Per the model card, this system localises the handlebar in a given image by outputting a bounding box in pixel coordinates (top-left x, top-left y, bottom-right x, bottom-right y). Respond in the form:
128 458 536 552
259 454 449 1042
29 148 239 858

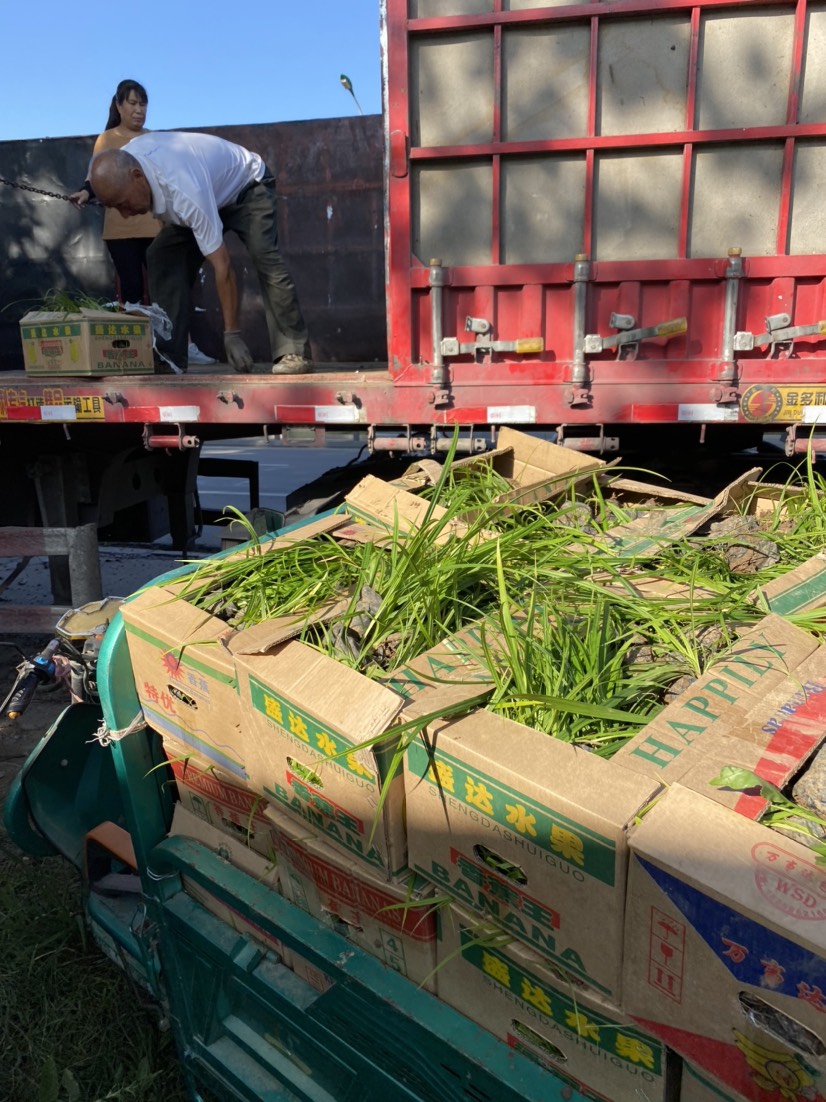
3 639 60 720
2 599 125 721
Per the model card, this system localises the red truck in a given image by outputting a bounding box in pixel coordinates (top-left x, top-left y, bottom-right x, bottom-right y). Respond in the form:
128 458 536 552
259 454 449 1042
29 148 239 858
2 0 825 613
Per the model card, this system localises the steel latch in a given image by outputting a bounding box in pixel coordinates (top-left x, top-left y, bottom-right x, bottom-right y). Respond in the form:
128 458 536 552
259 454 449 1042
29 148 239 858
441 316 544 359
584 315 687 359
734 314 826 354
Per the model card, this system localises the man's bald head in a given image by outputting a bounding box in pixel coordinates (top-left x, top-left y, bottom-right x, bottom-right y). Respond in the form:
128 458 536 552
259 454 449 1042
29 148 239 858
90 150 152 217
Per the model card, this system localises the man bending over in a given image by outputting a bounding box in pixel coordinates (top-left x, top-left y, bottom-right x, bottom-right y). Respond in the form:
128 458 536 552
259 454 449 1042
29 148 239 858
90 132 311 374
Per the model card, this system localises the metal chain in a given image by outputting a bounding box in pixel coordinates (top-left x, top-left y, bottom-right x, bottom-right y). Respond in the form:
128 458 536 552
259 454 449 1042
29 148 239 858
0 176 74 202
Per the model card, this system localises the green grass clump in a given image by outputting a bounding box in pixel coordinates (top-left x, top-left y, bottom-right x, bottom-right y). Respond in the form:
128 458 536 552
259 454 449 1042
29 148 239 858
0 852 188 1102
38 289 116 314
418 462 516 514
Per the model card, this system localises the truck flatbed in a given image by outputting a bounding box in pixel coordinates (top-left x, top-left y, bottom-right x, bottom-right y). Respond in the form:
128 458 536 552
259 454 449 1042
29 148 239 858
0 362 405 430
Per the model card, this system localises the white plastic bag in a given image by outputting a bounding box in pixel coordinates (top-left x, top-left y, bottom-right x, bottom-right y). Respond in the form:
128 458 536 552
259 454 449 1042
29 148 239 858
122 302 180 374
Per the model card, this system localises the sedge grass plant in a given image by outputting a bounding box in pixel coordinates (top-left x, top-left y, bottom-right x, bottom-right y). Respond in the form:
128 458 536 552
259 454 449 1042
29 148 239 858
475 551 720 755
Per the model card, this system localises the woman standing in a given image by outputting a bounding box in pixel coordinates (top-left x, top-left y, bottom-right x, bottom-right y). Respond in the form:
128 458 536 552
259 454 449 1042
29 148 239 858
70 79 215 365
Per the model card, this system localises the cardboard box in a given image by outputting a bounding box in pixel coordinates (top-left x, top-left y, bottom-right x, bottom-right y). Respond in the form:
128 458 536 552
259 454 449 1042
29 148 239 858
218 553 500 882
755 552 826 617
121 583 250 782
681 1062 742 1102
436 904 672 1102
594 468 762 559
287 952 335 993
169 804 291 967
740 480 808 520
623 784 826 1102
382 616 500 717
269 808 440 990
404 707 660 999
20 309 154 376
344 474 485 545
166 747 278 859
170 802 279 888
449 425 608 509
670 657 826 822
122 515 357 781
234 639 408 876
599 476 712 508
170 805 363 996
233 611 505 878
611 615 821 784
389 426 607 511
593 572 719 603
664 729 826 824
195 512 349 583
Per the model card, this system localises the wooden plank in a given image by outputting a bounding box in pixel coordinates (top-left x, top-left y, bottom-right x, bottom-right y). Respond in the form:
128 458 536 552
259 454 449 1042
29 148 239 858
0 527 73 556
0 606 71 634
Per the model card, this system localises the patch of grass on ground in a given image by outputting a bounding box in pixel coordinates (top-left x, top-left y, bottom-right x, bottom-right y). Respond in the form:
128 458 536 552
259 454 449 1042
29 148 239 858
0 851 189 1102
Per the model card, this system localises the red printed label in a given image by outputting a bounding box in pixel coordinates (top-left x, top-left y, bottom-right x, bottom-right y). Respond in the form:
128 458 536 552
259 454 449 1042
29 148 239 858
752 842 826 921
276 831 436 941
647 906 685 1003
171 759 268 822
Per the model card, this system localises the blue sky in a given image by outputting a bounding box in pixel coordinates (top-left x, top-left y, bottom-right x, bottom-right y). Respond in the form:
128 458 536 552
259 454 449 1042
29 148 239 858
0 1 382 142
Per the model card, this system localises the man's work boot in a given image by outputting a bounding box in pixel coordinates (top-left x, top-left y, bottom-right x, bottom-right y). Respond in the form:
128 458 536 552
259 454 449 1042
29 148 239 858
272 353 313 375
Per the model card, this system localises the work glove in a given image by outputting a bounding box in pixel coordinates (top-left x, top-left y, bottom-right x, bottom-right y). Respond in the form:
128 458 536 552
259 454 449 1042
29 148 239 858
224 330 254 372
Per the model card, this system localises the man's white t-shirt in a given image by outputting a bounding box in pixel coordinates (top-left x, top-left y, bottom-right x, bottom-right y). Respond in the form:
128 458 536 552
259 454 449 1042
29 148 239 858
122 132 265 256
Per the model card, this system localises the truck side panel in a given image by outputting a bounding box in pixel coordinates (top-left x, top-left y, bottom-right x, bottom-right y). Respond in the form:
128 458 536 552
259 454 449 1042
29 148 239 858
384 0 826 432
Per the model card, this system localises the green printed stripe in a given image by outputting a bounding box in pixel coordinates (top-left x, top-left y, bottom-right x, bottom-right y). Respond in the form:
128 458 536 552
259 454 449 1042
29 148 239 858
408 740 616 885
22 324 83 338
765 566 826 614
605 504 711 558
124 622 235 685
460 931 663 1074
249 675 376 783
22 322 148 338
607 535 665 558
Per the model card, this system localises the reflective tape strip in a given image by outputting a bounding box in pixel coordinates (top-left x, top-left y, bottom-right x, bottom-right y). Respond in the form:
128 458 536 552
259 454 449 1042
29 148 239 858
276 405 362 423
487 406 536 423
677 404 739 422
39 405 78 421
158 405 200 422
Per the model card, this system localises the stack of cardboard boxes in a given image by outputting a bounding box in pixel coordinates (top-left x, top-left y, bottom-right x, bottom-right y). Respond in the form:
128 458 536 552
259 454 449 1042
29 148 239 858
121 430 826 1101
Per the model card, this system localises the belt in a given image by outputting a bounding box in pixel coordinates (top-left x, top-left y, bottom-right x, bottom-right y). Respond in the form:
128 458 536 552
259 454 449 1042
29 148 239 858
235 171 275 204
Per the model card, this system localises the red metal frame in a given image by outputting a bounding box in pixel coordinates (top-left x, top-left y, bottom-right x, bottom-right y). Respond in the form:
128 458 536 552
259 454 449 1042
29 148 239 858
380 0 826 435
